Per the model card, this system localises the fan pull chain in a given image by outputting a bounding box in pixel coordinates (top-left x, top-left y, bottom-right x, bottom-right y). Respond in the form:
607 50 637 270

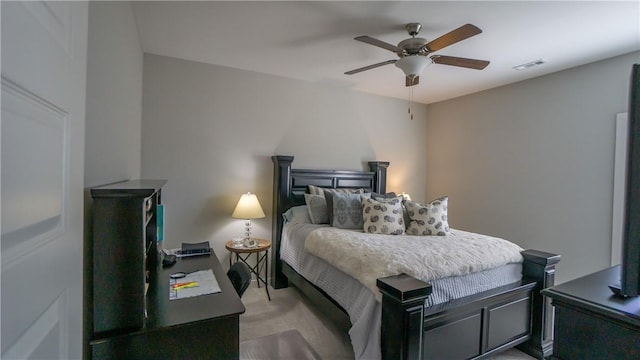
408 86 414 120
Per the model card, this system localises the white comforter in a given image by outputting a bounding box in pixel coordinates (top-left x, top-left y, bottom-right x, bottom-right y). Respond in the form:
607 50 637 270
305 227 524 300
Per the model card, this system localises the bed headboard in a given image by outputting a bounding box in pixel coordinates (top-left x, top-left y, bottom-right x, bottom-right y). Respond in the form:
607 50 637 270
270 155 389 289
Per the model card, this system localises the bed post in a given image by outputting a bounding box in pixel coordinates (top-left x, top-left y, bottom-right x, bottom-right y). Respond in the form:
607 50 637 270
377 275 432 360
368 161 390 193
518 249 561 359
271 155 294 289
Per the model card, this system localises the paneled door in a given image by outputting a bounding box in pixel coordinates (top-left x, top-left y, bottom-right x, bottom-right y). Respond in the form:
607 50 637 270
1 2 88 359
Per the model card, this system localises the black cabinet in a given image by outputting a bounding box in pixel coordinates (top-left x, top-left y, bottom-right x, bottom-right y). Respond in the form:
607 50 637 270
542 266 640 359
91 179 166 335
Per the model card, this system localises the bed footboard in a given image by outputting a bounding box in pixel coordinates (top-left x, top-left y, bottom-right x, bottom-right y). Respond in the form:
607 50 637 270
377 275 433 360
518 249 561 359
377 250 560 360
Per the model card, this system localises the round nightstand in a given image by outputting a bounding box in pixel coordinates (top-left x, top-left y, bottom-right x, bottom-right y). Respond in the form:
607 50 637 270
225 238 271 300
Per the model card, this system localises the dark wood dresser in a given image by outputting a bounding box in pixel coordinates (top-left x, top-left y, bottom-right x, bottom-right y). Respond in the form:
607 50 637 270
542 266 640 359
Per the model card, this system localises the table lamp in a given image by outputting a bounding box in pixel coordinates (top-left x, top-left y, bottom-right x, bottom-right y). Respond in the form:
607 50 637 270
232 192 265 247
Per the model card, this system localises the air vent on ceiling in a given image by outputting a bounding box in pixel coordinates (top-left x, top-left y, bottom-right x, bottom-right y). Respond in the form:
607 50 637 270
513 59 546 71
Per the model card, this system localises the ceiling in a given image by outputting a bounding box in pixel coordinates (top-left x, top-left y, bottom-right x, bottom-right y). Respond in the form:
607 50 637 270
132 1 640 104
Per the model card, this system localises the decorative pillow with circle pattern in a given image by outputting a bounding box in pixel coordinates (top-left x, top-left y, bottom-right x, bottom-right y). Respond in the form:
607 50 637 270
362 196 405 235
405 197 450 236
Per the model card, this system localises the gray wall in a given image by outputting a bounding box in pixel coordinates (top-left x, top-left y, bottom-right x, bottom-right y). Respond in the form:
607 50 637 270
85 1 143 187
426 51 640 283
141 54 428 260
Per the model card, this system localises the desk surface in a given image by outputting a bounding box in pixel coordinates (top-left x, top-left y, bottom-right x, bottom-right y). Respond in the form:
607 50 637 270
542 265 640 325
145 252 246 329
91 252 245 359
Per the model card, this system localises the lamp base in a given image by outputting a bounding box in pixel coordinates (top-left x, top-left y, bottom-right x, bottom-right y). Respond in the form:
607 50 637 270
243 237 257 248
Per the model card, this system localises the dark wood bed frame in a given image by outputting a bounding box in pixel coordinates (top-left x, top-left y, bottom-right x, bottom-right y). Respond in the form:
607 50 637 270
271 155 560 360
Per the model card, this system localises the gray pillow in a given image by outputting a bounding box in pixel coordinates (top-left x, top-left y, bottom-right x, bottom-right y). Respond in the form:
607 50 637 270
371 192 397 200
326 192 370 229
308 185 364 197
305 187 364 225
304 194 329 224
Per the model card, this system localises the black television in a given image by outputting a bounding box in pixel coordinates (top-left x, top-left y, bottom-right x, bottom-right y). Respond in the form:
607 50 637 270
611 63 640 298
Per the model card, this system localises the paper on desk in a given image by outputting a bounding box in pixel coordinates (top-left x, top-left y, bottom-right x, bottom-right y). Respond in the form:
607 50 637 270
169 269 221 300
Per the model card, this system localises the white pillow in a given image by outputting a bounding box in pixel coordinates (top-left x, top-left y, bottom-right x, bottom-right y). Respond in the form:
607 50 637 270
405 197 450 236
362 196 405 235
282 205 311 224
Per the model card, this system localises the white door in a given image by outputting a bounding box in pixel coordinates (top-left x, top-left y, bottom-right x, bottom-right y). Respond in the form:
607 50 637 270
1 1 88 359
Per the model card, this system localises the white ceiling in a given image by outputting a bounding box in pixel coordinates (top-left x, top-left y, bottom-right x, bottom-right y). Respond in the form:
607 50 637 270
132 1 640 104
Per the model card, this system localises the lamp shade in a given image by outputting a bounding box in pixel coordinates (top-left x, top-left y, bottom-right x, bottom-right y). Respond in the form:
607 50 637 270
394 55 431 77
232 192 266 219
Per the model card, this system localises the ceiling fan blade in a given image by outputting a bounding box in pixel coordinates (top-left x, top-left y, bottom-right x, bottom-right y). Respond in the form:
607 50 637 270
431 55 489 70
406 76 419 87
426 24 482 52
345 59 397 75
355 36 402 53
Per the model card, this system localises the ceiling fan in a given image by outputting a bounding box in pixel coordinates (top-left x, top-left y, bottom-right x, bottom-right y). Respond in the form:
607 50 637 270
345 23 490 87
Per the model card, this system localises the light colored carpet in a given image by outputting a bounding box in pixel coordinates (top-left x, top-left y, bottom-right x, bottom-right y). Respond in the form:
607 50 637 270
240 329 322 360
240 284 352 359
239 283 535 360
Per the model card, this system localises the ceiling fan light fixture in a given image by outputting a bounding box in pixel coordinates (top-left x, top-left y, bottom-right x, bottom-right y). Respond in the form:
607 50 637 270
395 55 431 78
